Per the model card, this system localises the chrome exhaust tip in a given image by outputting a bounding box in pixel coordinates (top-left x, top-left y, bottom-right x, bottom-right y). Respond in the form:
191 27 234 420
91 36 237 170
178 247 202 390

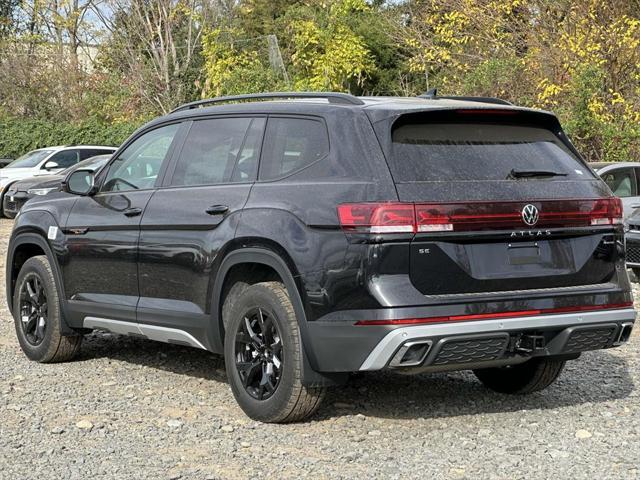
389 340 432 367
614 322 634 346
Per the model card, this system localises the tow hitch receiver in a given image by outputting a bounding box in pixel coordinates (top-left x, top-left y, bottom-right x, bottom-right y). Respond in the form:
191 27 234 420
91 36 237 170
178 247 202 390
512 334 546 354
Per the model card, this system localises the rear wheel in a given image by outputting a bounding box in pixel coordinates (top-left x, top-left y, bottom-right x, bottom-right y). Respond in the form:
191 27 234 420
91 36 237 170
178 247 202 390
473 358 565 394
13 256 82 363
224 281 325 423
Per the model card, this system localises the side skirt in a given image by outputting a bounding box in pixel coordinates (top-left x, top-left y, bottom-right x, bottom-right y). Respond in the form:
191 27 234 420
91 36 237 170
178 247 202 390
83 317 208 350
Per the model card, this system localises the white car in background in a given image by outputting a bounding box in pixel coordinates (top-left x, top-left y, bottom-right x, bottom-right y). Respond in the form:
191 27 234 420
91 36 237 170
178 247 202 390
0 145 116 216
591 161 640 219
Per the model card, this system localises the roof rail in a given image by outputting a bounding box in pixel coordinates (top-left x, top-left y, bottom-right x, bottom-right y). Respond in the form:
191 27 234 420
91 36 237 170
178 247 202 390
170 92 365 113
418 89 512 106
438 96 513 106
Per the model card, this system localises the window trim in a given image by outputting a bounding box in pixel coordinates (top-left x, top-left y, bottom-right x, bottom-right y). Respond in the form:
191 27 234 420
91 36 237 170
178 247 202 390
257 114 331 183
94 121 186 195
161 115 267 189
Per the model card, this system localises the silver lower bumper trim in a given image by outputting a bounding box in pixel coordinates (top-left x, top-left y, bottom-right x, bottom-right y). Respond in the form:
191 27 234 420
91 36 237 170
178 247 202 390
83 317 207 350
359 308 636 371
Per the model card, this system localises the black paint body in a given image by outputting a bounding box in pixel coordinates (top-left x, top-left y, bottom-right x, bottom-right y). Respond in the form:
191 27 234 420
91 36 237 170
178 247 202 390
5 98 633 379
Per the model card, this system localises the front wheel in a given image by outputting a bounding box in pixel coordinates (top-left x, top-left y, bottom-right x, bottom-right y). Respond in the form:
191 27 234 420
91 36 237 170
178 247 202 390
224 281 325 423
13 256 82 363
473 358 565 394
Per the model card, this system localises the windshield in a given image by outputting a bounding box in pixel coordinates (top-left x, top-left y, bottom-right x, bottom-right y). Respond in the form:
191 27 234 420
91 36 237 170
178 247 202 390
389 122 594 182
7 149 55 169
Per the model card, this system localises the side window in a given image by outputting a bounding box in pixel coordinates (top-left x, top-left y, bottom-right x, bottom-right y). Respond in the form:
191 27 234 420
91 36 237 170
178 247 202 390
101 124 179 192
79 149 113 161
602 168 637 198
259 117 329 181
171 117 263 187
47 150 80 169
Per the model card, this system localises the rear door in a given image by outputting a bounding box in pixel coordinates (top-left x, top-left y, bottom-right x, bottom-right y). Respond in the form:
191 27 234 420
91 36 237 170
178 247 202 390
136 116 265 342
375 109 622 296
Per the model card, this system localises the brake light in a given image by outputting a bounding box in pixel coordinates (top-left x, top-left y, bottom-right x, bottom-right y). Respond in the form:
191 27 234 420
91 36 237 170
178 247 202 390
337 203 415 234
415 197 623 232
354 301 633 326
338 198 622 234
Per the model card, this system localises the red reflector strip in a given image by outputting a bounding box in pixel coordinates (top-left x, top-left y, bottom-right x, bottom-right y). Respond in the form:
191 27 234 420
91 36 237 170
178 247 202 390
354 302 634 326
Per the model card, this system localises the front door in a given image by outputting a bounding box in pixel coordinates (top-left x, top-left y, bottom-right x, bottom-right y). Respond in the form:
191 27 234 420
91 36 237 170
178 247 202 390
137 117 265 347
62 123 181 324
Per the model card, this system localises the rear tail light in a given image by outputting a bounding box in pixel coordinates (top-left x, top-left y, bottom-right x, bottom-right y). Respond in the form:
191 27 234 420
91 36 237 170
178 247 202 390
338 198 622 234
337 203 415 234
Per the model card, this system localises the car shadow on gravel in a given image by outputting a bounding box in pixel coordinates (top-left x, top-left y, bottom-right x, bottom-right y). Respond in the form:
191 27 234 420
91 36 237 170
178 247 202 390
77 332 228 382
77 332 634 421
319 350 635 420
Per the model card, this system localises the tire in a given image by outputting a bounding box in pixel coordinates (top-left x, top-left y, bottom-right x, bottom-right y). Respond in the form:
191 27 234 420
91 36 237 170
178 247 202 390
224 281 325 423
13 255 82 363
473 358 565 394
221 281 249 330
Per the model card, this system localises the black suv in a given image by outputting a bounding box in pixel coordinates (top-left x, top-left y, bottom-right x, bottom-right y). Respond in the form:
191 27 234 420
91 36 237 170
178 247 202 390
6 92 635 423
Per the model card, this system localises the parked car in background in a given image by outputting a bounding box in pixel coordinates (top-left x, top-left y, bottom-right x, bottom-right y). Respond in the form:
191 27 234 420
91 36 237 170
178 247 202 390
0 145 117 216
591 162 640 218
6 92 634 423
3 154 111 219
0 158 14 168
626 211 640 279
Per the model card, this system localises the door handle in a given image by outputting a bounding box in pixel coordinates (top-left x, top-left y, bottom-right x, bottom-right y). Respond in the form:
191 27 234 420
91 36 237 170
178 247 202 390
205 205 229 215
631 204 640 208
123 207 142 217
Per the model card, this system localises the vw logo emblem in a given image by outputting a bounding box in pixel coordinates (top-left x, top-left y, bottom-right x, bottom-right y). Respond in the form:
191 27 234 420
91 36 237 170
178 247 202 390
521 204 539 226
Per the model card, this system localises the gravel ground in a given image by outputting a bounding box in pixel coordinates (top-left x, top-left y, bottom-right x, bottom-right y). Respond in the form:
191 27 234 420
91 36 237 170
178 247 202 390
1 217 639 479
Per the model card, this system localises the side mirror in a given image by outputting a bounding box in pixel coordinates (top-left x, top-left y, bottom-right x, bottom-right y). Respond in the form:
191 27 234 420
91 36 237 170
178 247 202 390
43 160 59 170
64 169 96 196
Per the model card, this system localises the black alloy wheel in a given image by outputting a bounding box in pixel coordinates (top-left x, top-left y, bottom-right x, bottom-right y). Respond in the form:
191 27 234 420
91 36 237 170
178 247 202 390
234 307 283 400
19 273 48 346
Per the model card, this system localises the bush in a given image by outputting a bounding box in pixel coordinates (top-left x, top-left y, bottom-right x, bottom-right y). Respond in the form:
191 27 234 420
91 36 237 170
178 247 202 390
0 117 142 159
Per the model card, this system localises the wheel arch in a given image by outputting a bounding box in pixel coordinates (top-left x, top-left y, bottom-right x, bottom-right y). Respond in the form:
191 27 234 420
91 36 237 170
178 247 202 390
6 232 74 334
212 245 347 387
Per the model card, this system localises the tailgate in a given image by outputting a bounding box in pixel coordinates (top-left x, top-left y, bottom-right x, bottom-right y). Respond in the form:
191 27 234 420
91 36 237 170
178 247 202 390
378 109 623 296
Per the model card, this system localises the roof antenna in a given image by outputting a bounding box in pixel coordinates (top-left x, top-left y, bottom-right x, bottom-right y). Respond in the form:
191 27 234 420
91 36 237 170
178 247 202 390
419 88 438 99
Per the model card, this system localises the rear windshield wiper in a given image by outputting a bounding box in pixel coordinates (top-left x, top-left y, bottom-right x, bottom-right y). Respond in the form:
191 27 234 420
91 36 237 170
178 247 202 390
508 169 568 179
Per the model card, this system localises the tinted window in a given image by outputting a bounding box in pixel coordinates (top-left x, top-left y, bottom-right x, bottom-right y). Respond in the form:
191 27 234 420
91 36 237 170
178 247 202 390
260 117 329 180
601 168 637 197
48 150 80 169
101 124 179 192
171 117 263 186
389 122 592 182
79 149 113 161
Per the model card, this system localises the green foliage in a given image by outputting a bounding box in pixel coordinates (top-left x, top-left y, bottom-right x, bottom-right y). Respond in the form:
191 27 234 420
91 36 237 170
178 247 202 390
2 0 640 162
0 116 140 159
201 27 289 97
201 0 376 95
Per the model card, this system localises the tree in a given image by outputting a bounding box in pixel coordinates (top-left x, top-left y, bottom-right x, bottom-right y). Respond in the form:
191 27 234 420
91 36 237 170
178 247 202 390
95 0 216 113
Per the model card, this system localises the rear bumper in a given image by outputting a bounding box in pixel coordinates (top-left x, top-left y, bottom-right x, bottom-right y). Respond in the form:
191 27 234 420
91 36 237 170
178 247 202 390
305 308 635 373
360 307 635 371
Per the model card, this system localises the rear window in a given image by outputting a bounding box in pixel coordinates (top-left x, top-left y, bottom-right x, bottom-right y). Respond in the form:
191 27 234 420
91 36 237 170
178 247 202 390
390 122 591 182
260 117 329 180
